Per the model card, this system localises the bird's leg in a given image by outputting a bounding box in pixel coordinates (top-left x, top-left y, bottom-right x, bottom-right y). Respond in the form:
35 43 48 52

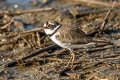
65 53 73 67
65 49 75 67
70 49 75 67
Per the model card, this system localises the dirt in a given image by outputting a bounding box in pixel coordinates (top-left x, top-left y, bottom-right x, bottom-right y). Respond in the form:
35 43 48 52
0 0 120 80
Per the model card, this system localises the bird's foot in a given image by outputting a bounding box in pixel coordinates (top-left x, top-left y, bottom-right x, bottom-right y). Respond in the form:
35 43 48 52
65 49 75 68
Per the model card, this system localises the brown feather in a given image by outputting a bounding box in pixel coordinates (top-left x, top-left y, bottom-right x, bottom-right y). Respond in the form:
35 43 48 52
56 24 111 44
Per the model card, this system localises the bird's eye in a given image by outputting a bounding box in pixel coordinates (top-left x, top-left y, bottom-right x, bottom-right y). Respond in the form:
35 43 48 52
44 21 59 29
44 22 52 29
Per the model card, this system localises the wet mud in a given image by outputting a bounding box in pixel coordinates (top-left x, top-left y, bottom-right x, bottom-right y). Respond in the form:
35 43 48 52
0 0 120 80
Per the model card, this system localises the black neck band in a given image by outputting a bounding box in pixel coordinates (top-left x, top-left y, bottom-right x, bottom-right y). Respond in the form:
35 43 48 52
48 24 62 37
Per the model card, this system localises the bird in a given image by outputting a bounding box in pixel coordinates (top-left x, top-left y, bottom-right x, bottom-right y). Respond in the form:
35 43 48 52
43 21 115 67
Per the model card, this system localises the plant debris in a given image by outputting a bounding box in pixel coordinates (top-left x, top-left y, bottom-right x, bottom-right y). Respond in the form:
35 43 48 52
0 0 120 80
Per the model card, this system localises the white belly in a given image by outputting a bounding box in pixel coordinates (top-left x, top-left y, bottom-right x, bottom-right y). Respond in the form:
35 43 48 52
50 32 96 49
50 32 71 49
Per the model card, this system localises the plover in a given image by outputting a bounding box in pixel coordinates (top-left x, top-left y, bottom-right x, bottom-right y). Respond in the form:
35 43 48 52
43 21 113 67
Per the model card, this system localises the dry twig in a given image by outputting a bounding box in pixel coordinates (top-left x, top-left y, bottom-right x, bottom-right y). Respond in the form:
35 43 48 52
2 44 59 67
0 17 14 30
72 0 119 8
100 1 116 31
0 8 57 15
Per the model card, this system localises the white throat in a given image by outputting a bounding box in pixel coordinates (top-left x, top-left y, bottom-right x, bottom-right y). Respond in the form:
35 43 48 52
50 32 69 48
44 24 61 35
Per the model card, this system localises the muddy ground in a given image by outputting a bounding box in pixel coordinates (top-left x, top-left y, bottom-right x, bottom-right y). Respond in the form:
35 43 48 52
0 0 120 80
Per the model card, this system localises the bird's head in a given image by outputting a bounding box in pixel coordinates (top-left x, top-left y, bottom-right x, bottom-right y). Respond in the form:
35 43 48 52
43 21 62 35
